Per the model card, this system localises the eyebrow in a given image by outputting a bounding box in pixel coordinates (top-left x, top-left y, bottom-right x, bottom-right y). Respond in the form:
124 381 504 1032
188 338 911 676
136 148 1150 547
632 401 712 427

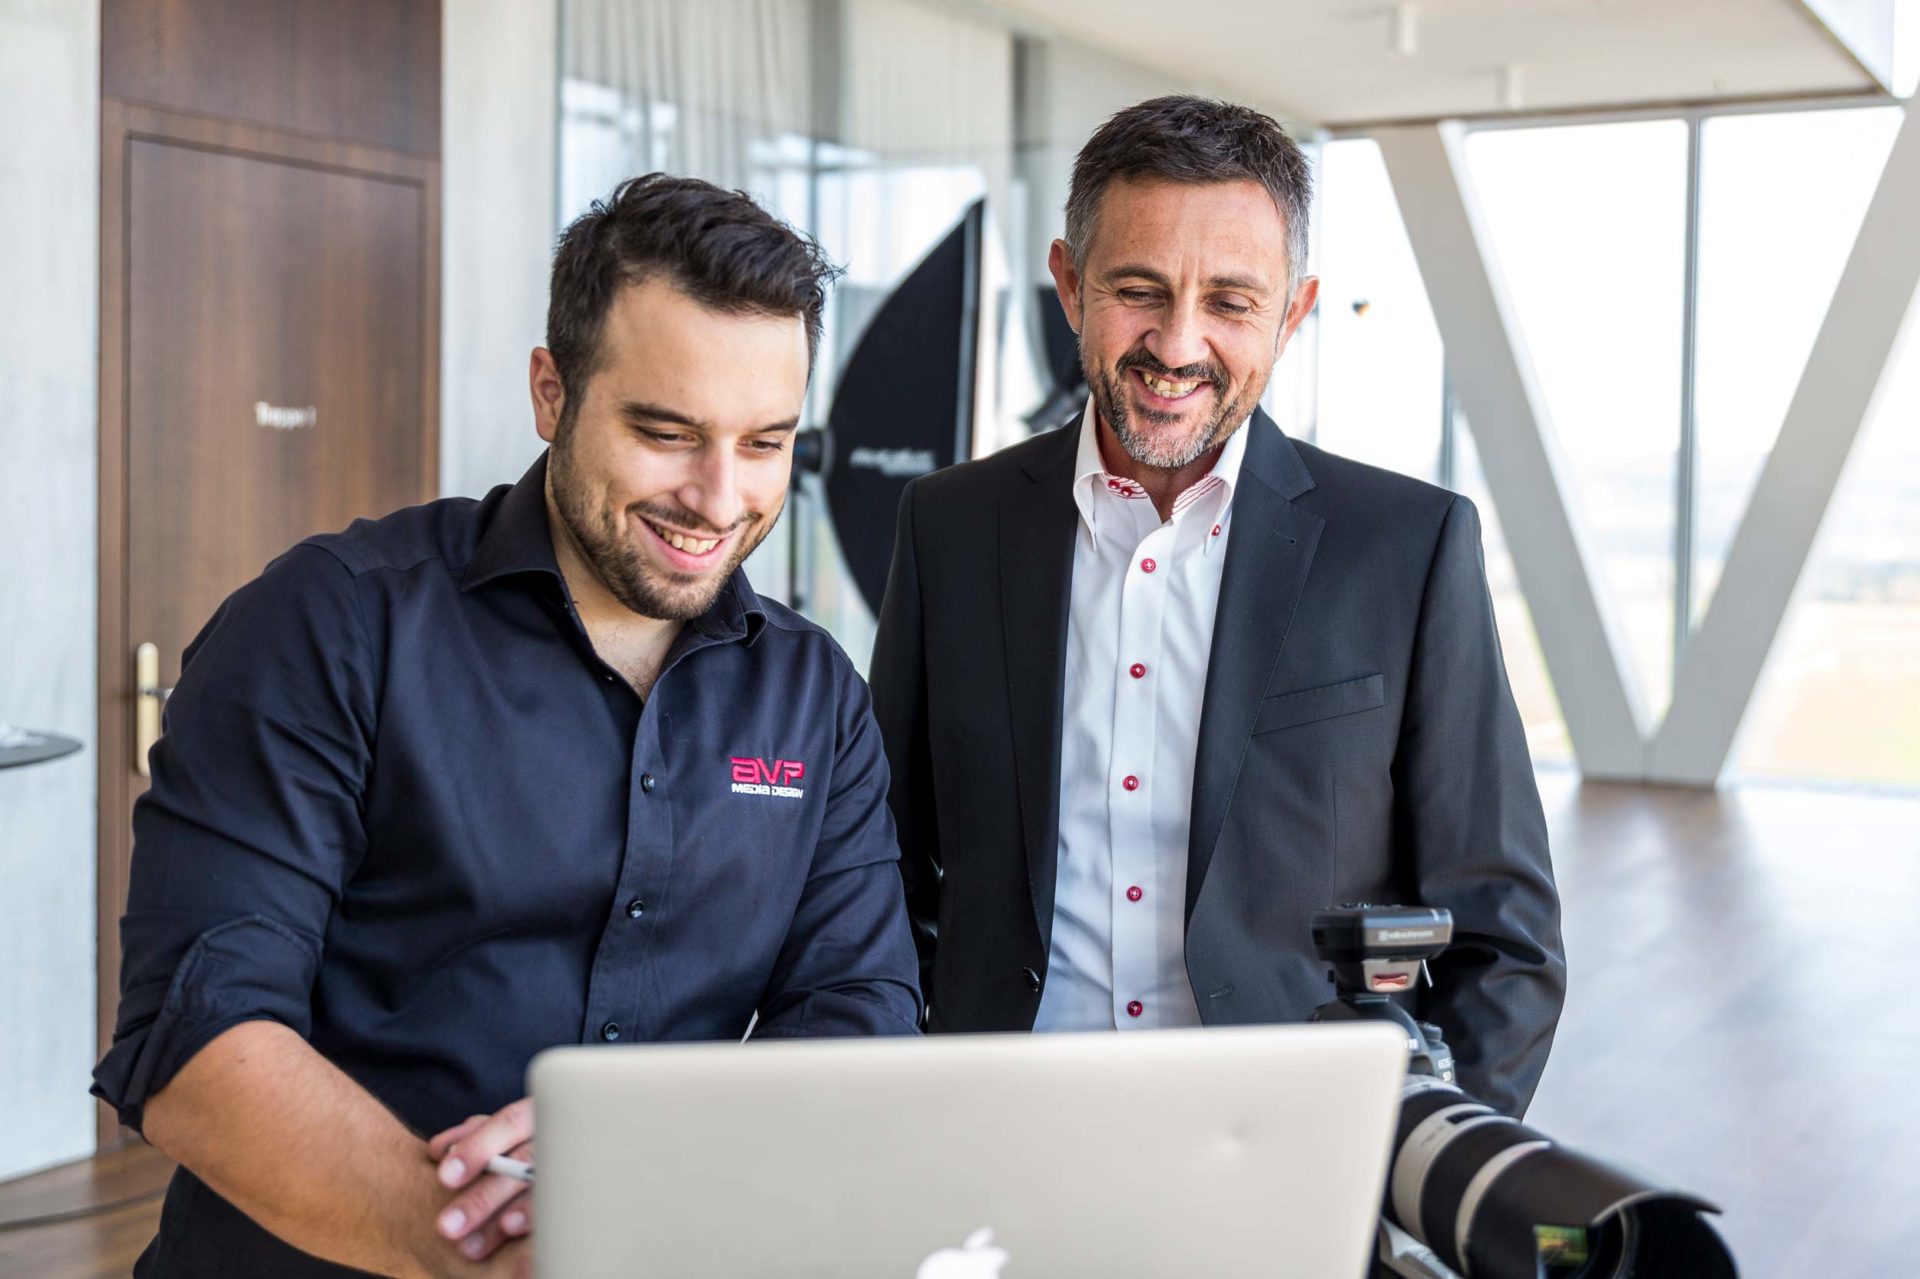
1103 264 1274 295
618 400 801 434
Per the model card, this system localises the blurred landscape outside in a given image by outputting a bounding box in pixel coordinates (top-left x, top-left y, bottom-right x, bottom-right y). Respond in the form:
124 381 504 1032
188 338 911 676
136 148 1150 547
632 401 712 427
1315 111 1920 788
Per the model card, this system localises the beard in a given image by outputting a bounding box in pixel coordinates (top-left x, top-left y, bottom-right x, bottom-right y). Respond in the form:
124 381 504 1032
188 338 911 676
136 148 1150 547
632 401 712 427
547 424 774 622
1087 346 1265 471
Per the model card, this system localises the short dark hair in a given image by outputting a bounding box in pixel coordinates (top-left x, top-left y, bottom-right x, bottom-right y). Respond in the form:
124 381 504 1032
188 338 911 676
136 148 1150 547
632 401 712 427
547 173 841 415
1064 95 1312 295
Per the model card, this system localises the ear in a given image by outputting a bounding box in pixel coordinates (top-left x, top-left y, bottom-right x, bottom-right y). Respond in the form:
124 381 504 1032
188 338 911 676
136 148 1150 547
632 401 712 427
1275 276 1321 356
530 347 567 444
1047 239 1083 334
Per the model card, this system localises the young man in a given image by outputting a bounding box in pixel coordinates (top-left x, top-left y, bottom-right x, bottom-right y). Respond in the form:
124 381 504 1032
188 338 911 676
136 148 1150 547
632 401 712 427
869 96 1565 1117
95 175 920 1278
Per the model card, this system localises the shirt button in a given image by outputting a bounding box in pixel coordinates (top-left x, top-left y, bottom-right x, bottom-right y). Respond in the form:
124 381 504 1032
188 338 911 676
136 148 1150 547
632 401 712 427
627 898 646 919
1140 557 1157 574
1122 774 1140 792
1126 1000 1144 1018
1127 885 1143 902
640 773 656 793
600 1021 621 1041
1129 663 1146 679
1213 524 1222 537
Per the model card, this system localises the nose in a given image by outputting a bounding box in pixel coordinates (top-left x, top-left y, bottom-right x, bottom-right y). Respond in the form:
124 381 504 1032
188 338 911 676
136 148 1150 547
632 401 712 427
677 445 745 533
1144 296 1211 373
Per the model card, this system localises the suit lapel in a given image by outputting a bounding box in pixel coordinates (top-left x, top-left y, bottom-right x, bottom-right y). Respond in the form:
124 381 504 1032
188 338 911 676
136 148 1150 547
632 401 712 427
1187 410 1323 922
1000 418 1081 947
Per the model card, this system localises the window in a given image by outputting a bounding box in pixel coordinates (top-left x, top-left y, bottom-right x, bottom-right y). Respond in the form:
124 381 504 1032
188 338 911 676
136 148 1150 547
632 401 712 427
1736 284 1920 786
1312 137 1572 763
1316 106 1920 784
1466 121 1689 722
1452 411 1574 764
1691 107 1903 626
1312 138 1446 483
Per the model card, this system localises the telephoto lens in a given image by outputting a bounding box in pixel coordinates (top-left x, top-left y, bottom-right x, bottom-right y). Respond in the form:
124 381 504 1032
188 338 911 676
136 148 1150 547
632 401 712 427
1387 1074 1736 1278
1309 906 1739 1279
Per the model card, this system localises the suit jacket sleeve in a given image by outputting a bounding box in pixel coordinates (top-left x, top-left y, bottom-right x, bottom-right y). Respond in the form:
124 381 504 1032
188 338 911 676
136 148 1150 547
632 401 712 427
868 480 941 1013
1396 495 1567 1117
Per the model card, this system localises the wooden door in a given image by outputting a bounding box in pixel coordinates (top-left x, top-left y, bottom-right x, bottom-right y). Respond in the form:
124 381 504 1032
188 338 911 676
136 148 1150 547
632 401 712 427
97 102 439 1137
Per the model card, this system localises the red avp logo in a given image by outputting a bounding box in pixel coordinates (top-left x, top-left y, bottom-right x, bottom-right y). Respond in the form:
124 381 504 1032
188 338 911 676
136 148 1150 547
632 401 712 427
730 756 807 799
731 758 805 785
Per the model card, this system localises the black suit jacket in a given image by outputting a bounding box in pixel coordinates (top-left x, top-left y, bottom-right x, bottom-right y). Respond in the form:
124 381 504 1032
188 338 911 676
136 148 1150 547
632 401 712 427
868 409 1565 1116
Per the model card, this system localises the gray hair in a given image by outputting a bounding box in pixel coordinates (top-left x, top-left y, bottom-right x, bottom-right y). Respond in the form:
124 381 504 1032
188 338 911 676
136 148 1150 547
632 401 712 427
1063 95 1312 297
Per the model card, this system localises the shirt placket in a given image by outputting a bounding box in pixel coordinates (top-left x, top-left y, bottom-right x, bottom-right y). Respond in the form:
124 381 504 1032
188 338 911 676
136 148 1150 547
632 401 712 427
577 628 734 1047
1108 512 1174 1027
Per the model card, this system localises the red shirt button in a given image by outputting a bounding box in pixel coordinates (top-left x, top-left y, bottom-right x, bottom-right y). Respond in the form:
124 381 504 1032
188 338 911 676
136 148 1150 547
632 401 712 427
1127 885 1143 902
1140 557 1157 573
1122 774 1140 792
1126 1000 1144 1018
1129 663 1147 679
1212 524 1222 537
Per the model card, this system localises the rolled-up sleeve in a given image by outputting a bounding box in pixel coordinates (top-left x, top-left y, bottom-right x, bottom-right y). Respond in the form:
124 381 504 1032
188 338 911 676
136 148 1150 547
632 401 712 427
752 658 923 1039
93 542 375 1131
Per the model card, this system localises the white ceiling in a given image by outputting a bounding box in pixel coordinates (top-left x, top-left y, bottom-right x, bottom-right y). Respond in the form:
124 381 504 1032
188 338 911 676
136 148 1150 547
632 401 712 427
985 0 1883 126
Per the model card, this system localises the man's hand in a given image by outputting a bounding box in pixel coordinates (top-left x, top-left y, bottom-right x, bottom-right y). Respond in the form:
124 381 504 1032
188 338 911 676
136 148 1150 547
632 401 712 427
139 1021 531 1279
428 1098 536 1263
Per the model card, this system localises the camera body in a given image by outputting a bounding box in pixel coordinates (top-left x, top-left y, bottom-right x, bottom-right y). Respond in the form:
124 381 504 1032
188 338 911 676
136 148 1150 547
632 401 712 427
1309 904 1738 1279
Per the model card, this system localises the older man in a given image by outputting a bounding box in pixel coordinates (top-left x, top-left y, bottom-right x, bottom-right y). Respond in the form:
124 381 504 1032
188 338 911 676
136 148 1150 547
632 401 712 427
869 95 1564 1116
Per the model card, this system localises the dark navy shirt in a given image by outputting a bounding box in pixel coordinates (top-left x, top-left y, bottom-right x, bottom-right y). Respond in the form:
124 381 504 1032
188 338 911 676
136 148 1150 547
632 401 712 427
93 454 921 1276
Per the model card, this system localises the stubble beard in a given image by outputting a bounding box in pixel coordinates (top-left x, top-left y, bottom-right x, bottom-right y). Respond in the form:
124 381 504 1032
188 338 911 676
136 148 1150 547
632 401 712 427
1087 350 1263 472
548 422 773 622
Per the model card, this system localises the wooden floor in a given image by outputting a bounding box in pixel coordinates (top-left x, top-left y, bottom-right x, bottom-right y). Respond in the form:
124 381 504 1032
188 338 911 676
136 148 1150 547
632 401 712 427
1523 771 1920 1279
0 1141 171 1277
3 772 1914 1278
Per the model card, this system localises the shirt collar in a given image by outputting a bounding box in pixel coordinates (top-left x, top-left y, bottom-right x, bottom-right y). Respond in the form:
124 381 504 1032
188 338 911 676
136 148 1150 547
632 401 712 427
1070 395 1250 550
695 571 767 645
459 450 767 645
460 453 567 594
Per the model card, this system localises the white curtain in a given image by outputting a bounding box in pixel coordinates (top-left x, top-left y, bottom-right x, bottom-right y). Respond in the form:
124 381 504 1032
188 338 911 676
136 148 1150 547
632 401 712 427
562 0 814 205
841 0 1013 208
560 0 1016 248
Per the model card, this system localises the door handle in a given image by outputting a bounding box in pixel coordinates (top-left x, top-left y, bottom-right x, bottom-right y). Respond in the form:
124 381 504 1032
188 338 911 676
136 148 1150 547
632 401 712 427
134 642 172 778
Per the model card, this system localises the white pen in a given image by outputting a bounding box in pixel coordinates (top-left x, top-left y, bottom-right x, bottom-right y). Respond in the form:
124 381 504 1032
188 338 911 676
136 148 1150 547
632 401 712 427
486 1154 535 1183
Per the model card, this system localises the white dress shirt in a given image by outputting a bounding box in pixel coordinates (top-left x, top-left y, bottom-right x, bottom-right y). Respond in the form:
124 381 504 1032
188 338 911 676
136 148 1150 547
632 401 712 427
1034 401 1249 1031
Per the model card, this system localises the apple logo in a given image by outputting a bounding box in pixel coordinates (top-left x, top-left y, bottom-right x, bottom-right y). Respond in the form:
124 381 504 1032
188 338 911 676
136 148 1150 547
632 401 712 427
916 1227 1011 1278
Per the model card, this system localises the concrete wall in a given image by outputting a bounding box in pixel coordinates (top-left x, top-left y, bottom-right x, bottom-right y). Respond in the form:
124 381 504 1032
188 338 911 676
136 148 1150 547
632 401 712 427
0 0 101 1180
441 0 561 499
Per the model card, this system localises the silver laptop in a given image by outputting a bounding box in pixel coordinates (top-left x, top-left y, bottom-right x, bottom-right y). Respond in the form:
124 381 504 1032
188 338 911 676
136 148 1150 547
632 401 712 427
530 1023 1406 1278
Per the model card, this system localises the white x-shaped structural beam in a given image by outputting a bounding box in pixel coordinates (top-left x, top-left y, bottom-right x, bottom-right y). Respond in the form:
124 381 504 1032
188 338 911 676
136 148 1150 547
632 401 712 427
1372 107 1920 784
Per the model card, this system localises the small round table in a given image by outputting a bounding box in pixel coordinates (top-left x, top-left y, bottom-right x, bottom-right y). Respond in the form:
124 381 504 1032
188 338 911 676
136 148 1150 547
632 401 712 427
0 728 83 770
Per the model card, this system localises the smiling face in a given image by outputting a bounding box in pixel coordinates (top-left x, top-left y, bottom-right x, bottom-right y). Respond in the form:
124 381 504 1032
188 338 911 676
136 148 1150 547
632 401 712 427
1051 176 1318 474
532 275 808 622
